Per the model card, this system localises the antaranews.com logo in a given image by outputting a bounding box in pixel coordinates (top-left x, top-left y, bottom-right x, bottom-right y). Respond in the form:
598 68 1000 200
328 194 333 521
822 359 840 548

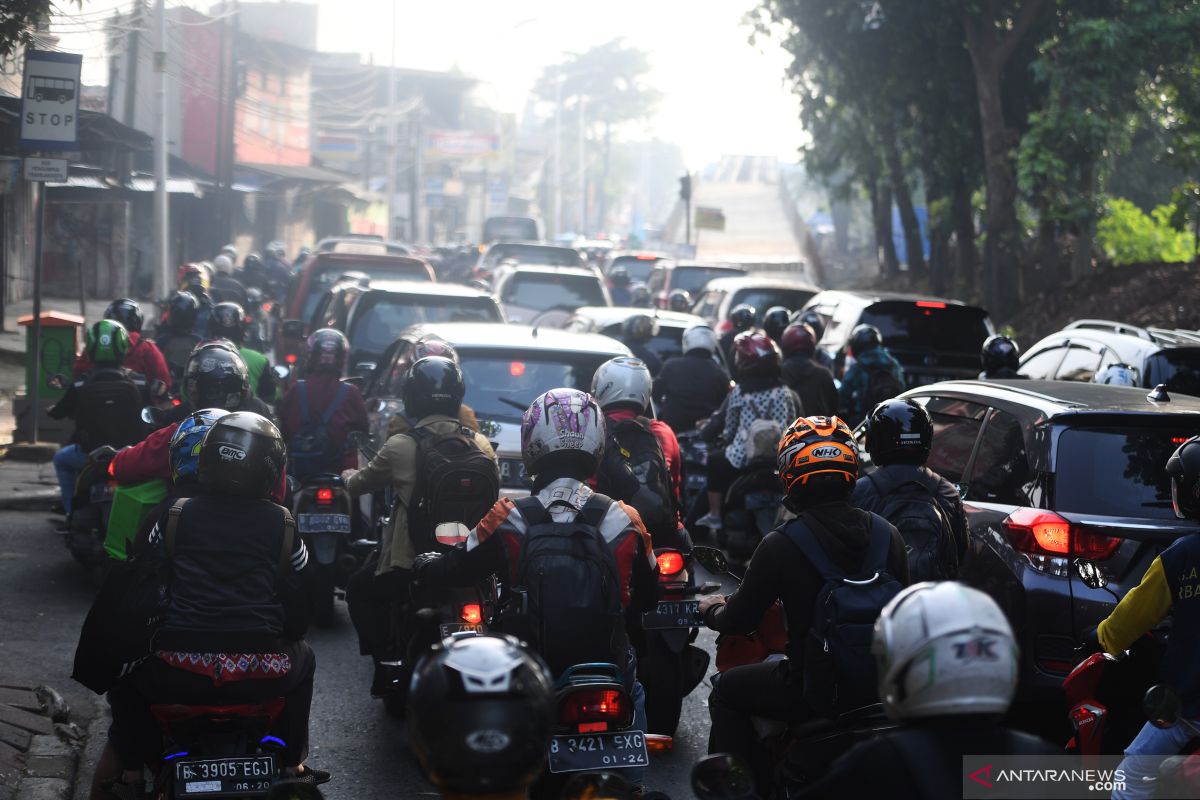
963 757 1127 799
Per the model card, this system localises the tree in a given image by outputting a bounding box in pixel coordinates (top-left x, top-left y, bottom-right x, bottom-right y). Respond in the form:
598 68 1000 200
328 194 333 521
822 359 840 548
0 0 61 57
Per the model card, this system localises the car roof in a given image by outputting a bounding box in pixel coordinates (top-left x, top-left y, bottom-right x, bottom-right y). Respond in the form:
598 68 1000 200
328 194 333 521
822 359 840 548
702 275 821 292
1035 320 1200 353
404 322 632 356
570 307 705 328
906 379 1200 417
342 280 491 298
807 289 980 308
504 264 600 279
484 241 578 255
672 262 746 272
306 252 429 269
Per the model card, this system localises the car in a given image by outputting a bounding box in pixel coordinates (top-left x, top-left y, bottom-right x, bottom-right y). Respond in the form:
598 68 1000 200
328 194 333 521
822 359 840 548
314 235 411 256
562 306 729 368
604 252 675 285
483 216 539 244
474 241 584 281
1018 320 1200 396
646 262 747 309
875 379 1200 695
308 280 504 376
491 264 611 325
801 290 995 387
576 239 616 267
691 274 821 327
361 323 631 498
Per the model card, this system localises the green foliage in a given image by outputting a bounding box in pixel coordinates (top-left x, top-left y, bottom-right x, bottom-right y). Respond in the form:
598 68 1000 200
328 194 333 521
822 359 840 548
1097 198 1195 264
0 0 65 57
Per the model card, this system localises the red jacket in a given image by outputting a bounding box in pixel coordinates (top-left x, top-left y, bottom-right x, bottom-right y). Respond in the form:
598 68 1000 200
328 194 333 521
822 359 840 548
278 375 370 470
75 332 172 392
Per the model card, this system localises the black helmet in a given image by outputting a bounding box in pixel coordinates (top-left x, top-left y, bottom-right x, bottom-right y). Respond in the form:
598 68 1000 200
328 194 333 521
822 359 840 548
184 344 250 410
1169 438 1200 520
609 267 631 287
762 306 791 343
792 309 825 342
403 356 465 420
243 252 263 271
305 328 348 375
848 323 883 356
197 411 285 498
622 313 657 345
105 298 144 333
865 398 932 466
629 282 651 307
667 289 692 313
729 304 756 332
408 634 554 796
981 335 1021 374
167 291 200 334
207 302 247 345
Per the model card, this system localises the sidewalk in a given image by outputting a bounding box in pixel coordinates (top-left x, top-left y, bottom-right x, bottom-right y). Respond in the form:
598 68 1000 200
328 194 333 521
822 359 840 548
0 684 87 800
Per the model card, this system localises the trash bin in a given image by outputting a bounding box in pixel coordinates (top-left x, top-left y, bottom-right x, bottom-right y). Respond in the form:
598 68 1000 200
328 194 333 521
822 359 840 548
18 310 84 401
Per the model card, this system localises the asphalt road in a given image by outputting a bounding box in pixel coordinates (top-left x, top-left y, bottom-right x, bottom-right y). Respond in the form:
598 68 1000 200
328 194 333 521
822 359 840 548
0 510 715 799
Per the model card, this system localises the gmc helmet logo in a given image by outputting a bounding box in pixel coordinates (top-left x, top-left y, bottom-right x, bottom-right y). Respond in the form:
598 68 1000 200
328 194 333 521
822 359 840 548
218 445 246 461
811 446 842 459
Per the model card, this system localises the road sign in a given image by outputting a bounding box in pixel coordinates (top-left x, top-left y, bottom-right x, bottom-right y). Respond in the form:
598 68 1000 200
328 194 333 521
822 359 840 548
23 157 67 182
695 206 726 232
20 51 82 151
424 130 499 160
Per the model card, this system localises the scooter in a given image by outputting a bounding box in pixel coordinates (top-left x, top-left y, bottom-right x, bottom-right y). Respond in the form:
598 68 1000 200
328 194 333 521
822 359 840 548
65 446 119 568
718 459 784 561
1064 633 1166 762
291 473 372 627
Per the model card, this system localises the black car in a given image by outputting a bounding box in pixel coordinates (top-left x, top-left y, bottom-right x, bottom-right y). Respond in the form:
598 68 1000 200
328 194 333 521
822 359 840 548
876 379 1200 694
802 290 994 386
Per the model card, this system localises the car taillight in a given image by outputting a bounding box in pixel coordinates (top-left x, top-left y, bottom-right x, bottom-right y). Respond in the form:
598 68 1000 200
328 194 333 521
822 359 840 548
656 549 684 576
559 688 633 732
461 603 482 625
315 487 334 505
915 300 947 309
107 461 115 477
1002 508 1120 565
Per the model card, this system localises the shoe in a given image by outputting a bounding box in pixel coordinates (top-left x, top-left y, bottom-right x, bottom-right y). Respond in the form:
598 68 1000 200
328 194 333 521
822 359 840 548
281 766 331 786
695 513 722 531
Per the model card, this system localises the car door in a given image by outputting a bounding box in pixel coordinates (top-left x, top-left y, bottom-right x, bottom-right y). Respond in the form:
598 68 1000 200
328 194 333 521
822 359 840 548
1054 341 1104 382
1019 340 1069 379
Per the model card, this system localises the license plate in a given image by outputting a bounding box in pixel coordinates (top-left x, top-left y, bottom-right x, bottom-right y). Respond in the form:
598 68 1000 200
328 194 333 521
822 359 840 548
439 622 484 639
548 730 649 773
90 483 114 503
642 600 700 630
499 458 530 486
297 513 351 534
174 755 275 797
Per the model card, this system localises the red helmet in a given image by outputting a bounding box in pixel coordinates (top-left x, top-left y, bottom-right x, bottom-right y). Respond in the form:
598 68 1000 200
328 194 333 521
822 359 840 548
781 322 817 358
733 331 781 376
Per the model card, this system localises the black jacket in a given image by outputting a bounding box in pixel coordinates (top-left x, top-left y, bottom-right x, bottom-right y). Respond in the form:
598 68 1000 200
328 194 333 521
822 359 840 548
147 493 315 652
850 464 969 566
628 342 663 377
706 502 909 665
50 367 147 450
781 355 839 417
654 351 730 433
797 717 1059 799
211 272 249 308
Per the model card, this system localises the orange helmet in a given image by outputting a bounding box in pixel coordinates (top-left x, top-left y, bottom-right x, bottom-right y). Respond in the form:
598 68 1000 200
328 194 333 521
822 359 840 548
777 416 859 505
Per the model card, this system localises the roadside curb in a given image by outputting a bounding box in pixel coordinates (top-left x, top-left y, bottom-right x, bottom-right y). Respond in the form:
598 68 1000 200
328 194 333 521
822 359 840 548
2 686 84 800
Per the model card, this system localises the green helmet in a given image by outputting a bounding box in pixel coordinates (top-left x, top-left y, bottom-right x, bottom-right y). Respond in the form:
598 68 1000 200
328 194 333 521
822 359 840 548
85 319 131 366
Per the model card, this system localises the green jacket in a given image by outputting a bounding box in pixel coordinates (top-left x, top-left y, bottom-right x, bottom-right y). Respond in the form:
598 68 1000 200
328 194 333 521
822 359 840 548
240 346 277 403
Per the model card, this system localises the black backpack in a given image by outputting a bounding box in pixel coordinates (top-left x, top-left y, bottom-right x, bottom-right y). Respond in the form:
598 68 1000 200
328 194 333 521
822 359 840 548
408 425 500 553
507 496 627 678
158 333 200 380
595 417 676 540
74 369 146 451
288 381 350 480
781 513 903 718
865 363 905 409
867 471 959 582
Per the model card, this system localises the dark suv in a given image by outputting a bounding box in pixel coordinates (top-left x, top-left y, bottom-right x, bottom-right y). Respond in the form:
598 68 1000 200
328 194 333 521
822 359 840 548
878 379 1200 693
801 290 994 386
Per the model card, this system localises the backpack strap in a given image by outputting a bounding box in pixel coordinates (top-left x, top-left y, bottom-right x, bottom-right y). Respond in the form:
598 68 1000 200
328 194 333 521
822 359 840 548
297 381 312 427
278 507 296 580
514 496 552 528
577 495 612 529
164 497 189 560
783 512 892 582
319 383 351 426
779 516 843 582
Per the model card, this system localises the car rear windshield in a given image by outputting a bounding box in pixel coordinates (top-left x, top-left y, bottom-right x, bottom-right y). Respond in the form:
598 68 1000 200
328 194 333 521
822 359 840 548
301 261 430 321
502 273 606 312
860 301 991 354
669 266 746 295
459 351 617 424
1145 350 1200 397
608 256 664 284
483 244 582 269
1056 424 1200 519
347 294 501 359
732 288 817 317
483 217 538 242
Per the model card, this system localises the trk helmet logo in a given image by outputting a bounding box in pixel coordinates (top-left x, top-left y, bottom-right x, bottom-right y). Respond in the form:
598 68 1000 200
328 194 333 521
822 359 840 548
952 636 998 662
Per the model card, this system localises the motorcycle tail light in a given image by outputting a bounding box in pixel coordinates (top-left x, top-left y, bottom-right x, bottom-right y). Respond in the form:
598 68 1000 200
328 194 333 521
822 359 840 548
1070 705 1098 728
656 549 685 576
107 461 115 477
461 603 482 625
262 302 273 313
286 353 298 365
559 688 632 732
315 487 334 505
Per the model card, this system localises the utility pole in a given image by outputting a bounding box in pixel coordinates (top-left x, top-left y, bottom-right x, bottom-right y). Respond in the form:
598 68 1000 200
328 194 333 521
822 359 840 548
553 72 562 238
153 0 169 298
409 102 421 243
214 0 227 238
385 0 396 241
220 1 239 241
679 173 692 247
121 0 141 128
577 96 585 236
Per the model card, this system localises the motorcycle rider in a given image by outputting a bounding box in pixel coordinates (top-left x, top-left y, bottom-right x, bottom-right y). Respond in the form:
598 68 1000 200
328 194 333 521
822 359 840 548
385 336 482 437
609 267 633 306
838 324 906 427
407 634 555 799
790 309 836 372
620 314 663 377
780 322 838 418
50 320 147 516
979 334 1026 380
210 253 250 308
264 241 293 298
103 412 326 789
698 416 909 796
180 263 215 338
1090 435 1200 800
1094 363 1139 386
237 252 269 294
695 332 800 533
797 582 1058 798
341 357 496 694
73 299 171 398
761 306 791 347
207 301 277 402
653 325 730 433
155 291 203 384
667 289 693 313
629 281 652 308
718 304 757 367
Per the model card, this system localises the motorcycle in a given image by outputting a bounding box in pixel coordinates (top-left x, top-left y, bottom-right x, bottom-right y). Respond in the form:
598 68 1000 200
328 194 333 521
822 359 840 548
65 446 119 568
718 459 784 562
1064 633 1166 762
291 473 371 627
677 430 710 531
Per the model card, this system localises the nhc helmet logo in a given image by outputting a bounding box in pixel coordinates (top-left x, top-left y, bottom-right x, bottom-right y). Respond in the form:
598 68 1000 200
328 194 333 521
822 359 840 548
217 445 246 461
811 445 843 459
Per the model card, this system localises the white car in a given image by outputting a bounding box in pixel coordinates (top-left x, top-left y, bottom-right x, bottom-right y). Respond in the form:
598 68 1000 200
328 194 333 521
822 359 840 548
492 264 612 325
691 274 822 326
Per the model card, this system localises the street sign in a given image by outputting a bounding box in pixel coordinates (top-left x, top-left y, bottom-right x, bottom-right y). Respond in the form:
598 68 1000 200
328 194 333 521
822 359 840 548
424 130 499 160
22 157 67 182
695 206 726 232
20 51 82 151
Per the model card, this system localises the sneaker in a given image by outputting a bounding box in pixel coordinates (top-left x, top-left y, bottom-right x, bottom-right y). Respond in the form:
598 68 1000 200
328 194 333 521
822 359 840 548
695 513 722 531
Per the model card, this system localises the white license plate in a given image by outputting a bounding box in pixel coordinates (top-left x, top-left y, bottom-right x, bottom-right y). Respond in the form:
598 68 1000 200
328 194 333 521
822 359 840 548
642 600 700 630
90 483 114 503
439 622 484 639
297 513 351 534
548 730 649 773
174 755 274 797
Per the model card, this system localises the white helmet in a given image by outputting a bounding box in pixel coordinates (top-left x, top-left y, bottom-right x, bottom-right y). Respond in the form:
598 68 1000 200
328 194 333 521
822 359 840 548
682 324 718 355
219 243 237 259
212 254 234 274
520 388 606 475
873 582 1017 720
591 356 652 412
1094 363 1139 386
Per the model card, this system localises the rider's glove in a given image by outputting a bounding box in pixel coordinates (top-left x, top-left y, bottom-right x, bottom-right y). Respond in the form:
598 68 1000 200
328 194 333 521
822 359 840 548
412 552 444 582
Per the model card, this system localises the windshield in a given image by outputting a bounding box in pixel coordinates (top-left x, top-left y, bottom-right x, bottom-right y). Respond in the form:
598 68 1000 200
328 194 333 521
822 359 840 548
502 272 606 312
347 294 501 360
1056 425 1200 519
459 351 617 424
731 288 817 318
483 217 538 243
482 243 583 269
860 301 992 354
608 255 665 284
671 266 745 295
301 261 431 321
1145 350 1200 397
600 323 684 361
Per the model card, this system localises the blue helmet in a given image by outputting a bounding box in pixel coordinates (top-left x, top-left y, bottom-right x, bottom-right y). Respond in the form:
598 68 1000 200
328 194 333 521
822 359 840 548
169 408 231 482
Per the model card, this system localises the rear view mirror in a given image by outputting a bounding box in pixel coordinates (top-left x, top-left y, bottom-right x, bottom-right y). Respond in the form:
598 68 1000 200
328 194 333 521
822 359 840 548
273 365 291 381
692 753 756 800
342 376 365 391
354 361 376 378
691 546 729 576
140 406 167 426
47 373 66 390
281 320 305 339
1145 684 1182 729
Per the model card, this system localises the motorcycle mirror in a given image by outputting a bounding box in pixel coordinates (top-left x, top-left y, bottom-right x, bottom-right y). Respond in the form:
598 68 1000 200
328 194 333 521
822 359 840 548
692 753 756 800
354 361 376 377
561 771 633 800
47 373 66 390
140 406 162 425
1145 684 1183 729
691 546 729 576
1075 559 1109 590
273 364 291 381
264 781 325 800
343 375 366 391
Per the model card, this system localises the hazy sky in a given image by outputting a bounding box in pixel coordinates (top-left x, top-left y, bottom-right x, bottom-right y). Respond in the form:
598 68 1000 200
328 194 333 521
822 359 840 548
52 0 806 168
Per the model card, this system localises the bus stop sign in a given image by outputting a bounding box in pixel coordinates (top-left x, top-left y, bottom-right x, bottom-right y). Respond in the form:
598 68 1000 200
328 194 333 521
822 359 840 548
20 50 82 151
